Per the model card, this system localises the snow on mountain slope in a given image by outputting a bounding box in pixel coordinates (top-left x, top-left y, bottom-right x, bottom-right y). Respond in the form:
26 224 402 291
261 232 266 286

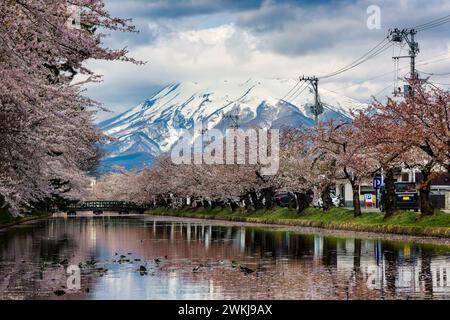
98 78 367 171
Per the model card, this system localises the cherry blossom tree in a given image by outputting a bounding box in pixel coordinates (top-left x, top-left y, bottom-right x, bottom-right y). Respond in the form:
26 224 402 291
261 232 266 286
351 108 413 218
0 0 139 215
363 81 449 216
94 169 141 201
310 120 377 216
277 128 322 212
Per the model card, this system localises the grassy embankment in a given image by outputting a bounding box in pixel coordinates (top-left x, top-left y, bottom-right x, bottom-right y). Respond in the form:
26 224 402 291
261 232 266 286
146 206 450 238
0 207 50 229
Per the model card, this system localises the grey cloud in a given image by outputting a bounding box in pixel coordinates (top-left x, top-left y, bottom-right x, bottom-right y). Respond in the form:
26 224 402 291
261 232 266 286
226 0 450 59
86 81 164 122
94 0 450 120
106 0 267 19
103 0 449 53
236 2 297 33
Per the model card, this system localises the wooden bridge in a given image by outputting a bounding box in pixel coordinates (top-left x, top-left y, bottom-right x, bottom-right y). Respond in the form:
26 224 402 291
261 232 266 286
67 201 149 215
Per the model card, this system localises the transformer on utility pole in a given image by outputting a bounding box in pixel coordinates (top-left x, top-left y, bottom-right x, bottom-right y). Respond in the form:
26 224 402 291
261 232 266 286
300 75 323 125
389 28 419 96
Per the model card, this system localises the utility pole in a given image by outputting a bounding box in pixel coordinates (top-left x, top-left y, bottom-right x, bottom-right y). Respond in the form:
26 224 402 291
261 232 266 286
389 28 419 96
300 75 323 125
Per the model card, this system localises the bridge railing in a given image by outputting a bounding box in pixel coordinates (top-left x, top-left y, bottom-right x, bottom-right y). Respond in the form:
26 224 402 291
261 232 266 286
67 201 150 210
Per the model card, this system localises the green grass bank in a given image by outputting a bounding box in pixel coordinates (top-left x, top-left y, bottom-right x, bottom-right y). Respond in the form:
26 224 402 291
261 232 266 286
146 207 450 238
0 207 50 229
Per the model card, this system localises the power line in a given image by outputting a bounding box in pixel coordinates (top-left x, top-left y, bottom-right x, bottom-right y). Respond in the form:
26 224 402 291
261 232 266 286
318 15 450 92
372 83 395 99
320 38 392 79
417 55 450 67
285 81 307 102
320 53 450 95
415 15 450 31
283 15 450 105
316 15 449 81
288 82 310 103
319 37 392 79
417 69 450 76
417 19 450 32
418 51 450 62
413 14 450 29
330 71 394 91
281 80 301 101
320 87 367 104
322 70 410 103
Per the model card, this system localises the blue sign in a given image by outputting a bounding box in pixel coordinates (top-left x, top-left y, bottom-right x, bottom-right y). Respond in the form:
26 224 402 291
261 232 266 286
372 177 382 190
365 194 374 204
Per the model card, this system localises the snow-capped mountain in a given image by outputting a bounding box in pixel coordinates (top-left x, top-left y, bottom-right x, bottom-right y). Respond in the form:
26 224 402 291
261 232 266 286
98 78 366 171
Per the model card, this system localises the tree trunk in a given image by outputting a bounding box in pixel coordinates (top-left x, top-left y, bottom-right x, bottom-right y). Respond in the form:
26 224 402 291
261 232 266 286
351 182 361 217
157 197 168 208
419 167 434 216
321 184 333 211
384 248 397 294
243 193 252 210
180 197 187 208
352 238 363 291
229 200 239 212
353 239 362 271
419 184 433 216
263 188 274 209
0 195 10 217
383 168 396 219
295 192 309 213
287 193 293 209
420 251 433 298
250 191 263 210
219 200 227 209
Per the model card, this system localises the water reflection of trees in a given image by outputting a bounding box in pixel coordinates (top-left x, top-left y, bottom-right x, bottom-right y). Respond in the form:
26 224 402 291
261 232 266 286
420 251 433 299
0 218 449 299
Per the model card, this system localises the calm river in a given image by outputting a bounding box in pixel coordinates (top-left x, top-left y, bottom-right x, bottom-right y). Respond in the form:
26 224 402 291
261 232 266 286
1 215 449 300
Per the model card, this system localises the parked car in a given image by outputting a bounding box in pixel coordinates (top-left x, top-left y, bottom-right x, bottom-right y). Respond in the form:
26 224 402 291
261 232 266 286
273 192 294 207
380 182 420 212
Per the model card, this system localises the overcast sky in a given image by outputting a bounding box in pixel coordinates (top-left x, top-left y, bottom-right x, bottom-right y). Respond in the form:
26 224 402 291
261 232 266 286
82 0 450 121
